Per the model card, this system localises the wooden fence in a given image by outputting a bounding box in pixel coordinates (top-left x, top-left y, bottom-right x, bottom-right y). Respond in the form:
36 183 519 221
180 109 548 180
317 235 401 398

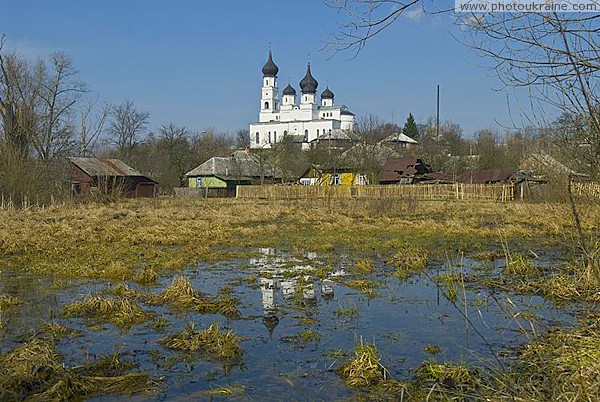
572 181 600 198
236 183 515 201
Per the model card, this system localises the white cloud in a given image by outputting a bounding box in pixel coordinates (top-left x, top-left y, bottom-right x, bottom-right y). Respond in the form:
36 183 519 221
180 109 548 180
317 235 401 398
404 5 425 21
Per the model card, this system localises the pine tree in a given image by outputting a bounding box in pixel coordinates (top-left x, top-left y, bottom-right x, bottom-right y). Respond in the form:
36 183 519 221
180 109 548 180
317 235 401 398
403 113 419 141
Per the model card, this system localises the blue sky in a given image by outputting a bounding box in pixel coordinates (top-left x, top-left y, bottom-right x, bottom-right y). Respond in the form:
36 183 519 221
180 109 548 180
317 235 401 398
1 0 527 137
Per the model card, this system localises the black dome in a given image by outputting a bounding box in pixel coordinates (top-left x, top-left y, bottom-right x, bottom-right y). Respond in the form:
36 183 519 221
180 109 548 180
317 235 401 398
262 51 279 77
299 63 318 94
321 86 334 99
282 83 296 96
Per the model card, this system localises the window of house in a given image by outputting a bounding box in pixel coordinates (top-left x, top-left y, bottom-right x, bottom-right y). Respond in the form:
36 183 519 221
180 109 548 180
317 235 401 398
255 132 260 144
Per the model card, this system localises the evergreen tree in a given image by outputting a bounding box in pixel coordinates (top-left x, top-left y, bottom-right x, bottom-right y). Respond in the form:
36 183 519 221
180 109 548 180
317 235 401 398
403 113 419 141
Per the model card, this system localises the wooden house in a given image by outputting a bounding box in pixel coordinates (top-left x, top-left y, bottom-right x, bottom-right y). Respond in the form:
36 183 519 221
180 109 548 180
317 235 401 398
69 157 157 197
185 150 282 196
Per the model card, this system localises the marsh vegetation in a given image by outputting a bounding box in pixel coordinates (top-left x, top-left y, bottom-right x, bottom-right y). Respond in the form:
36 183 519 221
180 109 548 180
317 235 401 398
0 197 598 400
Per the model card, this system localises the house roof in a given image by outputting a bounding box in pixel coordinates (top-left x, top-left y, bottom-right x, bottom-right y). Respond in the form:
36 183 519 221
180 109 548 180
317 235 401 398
185 151 282 179
381 132 418 144
455 169 514 184
311 128 356 142
520 153 585 177
378 157 432 182
69 157 156 182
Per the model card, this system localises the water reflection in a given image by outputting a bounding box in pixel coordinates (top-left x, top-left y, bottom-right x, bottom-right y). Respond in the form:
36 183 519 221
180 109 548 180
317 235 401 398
252 248 341 336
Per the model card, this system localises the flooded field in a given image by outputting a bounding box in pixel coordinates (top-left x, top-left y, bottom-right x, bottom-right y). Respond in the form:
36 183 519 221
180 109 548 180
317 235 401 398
1 198 599 400
0 247 582 400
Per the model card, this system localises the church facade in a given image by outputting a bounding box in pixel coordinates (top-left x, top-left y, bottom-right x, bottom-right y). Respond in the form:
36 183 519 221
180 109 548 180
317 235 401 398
249 51 356 150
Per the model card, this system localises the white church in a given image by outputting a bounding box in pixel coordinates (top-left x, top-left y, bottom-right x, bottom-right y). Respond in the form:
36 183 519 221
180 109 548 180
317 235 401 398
249 51 356 150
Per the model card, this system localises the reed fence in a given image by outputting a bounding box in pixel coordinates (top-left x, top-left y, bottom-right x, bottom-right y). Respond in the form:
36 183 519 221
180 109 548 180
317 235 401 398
236 183 515 201
571 182 600 198
0 194 65 211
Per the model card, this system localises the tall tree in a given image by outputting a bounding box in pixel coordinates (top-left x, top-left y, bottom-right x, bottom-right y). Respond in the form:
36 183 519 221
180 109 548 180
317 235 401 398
33 51 86 161
157 122 192 187
107 100 149 162
403 113 419 141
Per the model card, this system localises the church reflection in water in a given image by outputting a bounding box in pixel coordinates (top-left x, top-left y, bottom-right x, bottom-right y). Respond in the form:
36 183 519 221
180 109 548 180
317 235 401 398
251 248 342 336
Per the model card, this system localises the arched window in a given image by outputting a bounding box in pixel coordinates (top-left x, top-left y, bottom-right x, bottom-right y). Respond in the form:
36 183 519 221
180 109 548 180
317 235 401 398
255 132 260 144
264 101 269 110
274 131 277 142
268 132 271 143
304 129 308 141
317 129 320 136
265 79 268 86
283 130 288 136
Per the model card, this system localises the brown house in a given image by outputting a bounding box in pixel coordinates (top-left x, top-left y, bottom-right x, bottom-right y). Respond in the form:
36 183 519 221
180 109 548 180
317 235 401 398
378 157 433 184
69 157 157 198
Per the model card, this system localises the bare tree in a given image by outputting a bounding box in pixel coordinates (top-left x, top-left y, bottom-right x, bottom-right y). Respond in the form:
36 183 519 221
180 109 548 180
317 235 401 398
158 122 192 187
33 51 86 161
107 100 149 162
0 35 39 156
78 96 109 157
327 2 600 177
235 128 250 149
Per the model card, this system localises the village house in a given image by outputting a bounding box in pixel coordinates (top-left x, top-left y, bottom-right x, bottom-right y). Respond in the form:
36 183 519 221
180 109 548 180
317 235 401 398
69 157 157 197
185 150 282 196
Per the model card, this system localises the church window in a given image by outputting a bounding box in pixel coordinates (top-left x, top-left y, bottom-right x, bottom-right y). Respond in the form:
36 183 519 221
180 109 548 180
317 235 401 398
264 101 269 109
304 129 308 141
283 130 288 136
265 79 268 86
317 129 320 136
268 132 271 143
255 132 260 144
274 131 277 142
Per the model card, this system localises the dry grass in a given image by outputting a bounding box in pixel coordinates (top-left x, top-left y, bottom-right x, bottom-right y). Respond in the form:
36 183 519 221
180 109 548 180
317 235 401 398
63 296 152 328
387 246 429 279
344 279 380 297
146 276 239 318
0 198 596 282
338 337 388 388
0 294 21 308
0 340 157 401
158 322 243 361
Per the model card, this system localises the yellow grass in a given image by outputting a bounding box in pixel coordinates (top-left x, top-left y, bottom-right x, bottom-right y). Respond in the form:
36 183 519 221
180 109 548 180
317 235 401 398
0 197 596 282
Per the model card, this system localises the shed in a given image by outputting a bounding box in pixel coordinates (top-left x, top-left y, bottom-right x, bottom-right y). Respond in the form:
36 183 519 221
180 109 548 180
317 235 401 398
69 157 157 197
378 157 432 184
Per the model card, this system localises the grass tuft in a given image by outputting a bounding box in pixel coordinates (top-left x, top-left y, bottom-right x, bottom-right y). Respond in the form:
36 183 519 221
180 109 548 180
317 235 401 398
0 340 157 401
338 337 388 388
64 296 151 328
159 322 243 361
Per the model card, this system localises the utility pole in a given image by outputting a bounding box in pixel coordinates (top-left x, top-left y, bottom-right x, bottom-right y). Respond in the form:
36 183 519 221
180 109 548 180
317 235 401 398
436 84 440 140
